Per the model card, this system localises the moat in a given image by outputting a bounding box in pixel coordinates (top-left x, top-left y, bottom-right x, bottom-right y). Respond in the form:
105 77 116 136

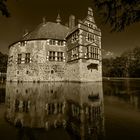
0 79 140 140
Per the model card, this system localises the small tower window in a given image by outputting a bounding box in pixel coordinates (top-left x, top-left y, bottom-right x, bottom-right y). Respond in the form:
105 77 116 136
25 53 30 63
17 54 22 64
8 56 13 65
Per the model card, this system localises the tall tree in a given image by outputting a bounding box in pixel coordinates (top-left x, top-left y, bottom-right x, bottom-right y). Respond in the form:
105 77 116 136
94 0 140 31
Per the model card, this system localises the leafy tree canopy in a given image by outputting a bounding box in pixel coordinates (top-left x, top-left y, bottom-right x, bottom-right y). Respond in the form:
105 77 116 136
94 0 140 31
102 46 140 77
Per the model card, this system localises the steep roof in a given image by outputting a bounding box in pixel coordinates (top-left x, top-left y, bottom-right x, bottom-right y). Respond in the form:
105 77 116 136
22 22 70 41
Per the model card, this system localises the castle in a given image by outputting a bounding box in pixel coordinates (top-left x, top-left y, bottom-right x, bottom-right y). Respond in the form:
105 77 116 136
7 7 102 82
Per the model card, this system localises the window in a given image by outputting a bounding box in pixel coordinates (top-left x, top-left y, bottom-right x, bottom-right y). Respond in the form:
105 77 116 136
72 47 78 60
49 51 55 61
17 54 22 64
8 56 13 64
49 40 53 45
71 31 79 43
25 53 30 63
49 40 56 45
53 40 56 45
57 52 63 61
58 41 63 46
88 23 93 28
49 51 64 61
87 46 99 60
87 33 94 42
51 70 54 74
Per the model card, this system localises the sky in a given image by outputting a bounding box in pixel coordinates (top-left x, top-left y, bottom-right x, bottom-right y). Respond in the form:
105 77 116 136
0 0 140 57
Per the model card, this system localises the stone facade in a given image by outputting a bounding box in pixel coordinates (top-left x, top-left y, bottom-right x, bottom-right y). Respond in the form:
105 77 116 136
7 7 102 82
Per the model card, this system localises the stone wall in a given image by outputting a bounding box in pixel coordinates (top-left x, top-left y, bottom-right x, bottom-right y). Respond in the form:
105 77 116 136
65 61 80 81
7 40 66 82
79 59 102 82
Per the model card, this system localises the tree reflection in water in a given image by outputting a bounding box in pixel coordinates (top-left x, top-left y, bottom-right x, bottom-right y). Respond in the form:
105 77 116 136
5 82 104 140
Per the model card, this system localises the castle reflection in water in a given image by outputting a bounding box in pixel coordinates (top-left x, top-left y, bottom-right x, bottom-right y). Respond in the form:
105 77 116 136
5 82 104 140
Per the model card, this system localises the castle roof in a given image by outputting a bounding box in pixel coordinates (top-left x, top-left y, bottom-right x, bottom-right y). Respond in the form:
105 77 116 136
22 22 69 41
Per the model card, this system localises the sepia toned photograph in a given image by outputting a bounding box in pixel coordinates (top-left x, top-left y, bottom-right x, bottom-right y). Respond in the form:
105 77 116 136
0 0 140 140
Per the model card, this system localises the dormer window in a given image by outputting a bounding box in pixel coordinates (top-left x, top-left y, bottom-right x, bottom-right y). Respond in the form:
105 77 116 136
20 41 27 46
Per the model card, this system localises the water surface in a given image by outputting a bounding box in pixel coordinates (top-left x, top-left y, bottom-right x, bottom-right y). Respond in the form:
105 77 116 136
1 82 104 140
0 79 140 140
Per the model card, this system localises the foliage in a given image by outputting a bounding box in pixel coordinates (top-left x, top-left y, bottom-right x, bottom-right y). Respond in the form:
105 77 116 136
102 46 140 77
0 0 10 17
94 0 140 31
0 52 8 72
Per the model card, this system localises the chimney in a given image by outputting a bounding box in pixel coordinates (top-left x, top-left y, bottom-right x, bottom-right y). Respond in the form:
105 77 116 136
42 17 46 25
69 15 75 29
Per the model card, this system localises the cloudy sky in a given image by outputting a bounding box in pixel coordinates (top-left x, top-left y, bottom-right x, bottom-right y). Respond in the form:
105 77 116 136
0 0 140 57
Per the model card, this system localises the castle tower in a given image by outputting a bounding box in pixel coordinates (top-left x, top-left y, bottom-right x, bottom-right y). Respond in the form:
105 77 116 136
66 7 102 82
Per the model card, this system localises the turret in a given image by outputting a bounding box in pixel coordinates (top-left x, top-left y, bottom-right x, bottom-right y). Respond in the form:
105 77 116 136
56 14 61 24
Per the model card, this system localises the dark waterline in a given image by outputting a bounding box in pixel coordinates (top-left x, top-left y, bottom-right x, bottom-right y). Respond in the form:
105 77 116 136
0 79 140 140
